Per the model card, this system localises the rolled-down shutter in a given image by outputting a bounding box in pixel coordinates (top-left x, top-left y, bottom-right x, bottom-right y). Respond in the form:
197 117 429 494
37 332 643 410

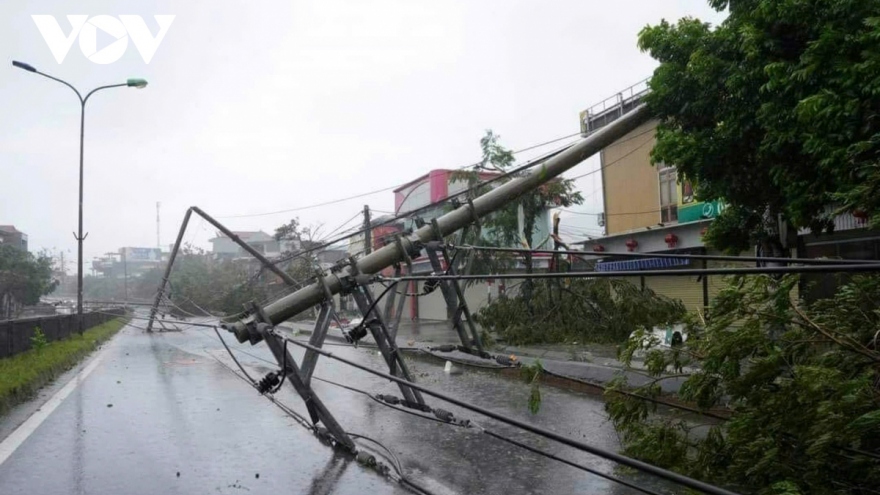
645 274 705 313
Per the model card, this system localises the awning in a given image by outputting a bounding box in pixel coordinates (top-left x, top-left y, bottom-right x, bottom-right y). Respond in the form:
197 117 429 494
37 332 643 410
595 257 690 272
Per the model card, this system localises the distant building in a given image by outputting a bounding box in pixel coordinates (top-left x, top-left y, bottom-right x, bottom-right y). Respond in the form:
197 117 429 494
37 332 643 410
0 225 28 251
315 248 348 271
209 231 285 260
91 247 165 280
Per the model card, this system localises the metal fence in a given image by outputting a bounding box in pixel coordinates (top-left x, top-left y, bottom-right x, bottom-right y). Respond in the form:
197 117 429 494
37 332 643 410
0 308 127 359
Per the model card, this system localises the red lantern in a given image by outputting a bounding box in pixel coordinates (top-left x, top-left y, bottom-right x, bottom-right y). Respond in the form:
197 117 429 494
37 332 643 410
625 239 638 252
664 233 678 248
592 244 605 252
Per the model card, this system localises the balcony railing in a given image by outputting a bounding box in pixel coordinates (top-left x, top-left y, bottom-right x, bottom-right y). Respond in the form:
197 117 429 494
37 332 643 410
580 78 651 135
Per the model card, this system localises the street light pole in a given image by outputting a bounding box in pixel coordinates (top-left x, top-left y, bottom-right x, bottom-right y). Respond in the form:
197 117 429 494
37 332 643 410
12 60 147 333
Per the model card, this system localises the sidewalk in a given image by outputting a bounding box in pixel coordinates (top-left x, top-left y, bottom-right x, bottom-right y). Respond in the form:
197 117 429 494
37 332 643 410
279 319 688 395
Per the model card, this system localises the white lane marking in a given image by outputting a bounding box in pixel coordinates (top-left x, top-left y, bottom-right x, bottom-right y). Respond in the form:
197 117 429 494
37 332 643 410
0 344 110 465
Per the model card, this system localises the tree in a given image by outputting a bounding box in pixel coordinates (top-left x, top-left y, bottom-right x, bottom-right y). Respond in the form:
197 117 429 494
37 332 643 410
274 217 324 288
83 274 125 301
0 246 56 318
606 274 880 495
638 0 880 253
474 278 686 345
452 130 584 304
136 245 270 317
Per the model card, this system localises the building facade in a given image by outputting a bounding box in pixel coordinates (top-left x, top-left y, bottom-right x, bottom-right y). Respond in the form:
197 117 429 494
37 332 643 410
575 86 733 314
798 209 880 300
0 225 28 251
576 78 880 311
209 231 291 260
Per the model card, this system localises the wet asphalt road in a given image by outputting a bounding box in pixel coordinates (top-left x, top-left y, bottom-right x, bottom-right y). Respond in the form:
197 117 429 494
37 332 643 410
0 319 681 495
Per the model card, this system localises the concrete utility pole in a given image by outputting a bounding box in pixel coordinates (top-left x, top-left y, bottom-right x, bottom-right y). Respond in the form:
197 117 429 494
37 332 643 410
224 104 651 343
150 105 652 453
363 204 372 255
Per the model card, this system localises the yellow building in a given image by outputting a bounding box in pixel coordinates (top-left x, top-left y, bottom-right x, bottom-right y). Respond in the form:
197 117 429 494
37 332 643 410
576 80 880 312
575 84 731 315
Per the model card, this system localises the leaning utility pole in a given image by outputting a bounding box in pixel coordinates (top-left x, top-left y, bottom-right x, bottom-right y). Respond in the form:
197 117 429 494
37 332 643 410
149 105 651 452
211 104 651 451
224 105 650 343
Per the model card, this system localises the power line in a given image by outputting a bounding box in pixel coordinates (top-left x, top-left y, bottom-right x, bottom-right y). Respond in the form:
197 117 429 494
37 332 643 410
280 334 741 495
309 370 664 495
218 185 401 219
184 125 637 291
384 263 880 282
216 131 586 220
567 128 656 181
264 141 579 268
204 325 442 495
451 245 880 266
478 428 665 495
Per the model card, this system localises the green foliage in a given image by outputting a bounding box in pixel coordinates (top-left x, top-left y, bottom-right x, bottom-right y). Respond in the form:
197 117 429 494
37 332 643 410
639 0 880 250
475 278 686 345
521 360 544 414
30 327 48 352
165 245 271 316
83 274 126 300
1 318 127 416
450 130 583 297
0 245 57 313
606 274 880 494
141 218 322 317
274 216 320 246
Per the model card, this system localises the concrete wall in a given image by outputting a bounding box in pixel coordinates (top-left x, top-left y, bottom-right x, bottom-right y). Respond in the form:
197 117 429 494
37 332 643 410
0 308 125 358
415 280 495 321
602 120 661 235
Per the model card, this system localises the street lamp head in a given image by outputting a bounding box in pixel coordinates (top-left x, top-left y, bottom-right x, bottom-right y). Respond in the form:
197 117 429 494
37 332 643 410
127 78 148 89
12 60 37 72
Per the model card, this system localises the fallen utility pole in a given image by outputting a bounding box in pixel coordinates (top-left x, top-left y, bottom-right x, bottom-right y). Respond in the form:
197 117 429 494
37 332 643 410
151 104 653 463
224 104 651 343
145 206 299 332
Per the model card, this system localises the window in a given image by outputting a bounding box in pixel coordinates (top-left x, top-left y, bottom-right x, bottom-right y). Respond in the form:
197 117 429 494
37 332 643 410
659 167 678 223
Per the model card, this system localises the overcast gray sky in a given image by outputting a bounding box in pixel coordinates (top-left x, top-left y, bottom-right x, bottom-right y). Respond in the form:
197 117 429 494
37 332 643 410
1 0 725 271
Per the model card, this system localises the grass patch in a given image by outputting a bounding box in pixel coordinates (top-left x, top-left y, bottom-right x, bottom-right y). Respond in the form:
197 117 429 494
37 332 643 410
0 317 129 416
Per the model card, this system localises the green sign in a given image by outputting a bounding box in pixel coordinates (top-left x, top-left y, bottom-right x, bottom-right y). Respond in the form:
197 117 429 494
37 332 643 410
678 200 725 224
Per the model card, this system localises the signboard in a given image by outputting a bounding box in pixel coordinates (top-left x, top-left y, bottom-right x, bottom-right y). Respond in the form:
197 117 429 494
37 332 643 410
121 247 162 261
678 199 725 223
677 181 725 223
